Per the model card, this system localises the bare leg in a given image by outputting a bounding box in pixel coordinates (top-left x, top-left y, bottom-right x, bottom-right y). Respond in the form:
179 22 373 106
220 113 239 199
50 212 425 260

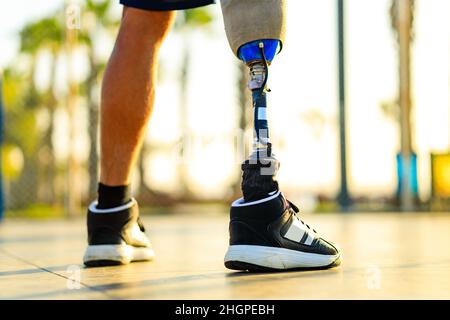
99 8 175 186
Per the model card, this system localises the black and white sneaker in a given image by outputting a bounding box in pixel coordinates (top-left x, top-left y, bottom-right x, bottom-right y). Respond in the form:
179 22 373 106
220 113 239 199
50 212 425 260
83 198 155 267
224 191 341 271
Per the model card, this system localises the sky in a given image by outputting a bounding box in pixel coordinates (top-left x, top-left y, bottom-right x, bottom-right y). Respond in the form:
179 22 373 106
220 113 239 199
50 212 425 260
1 0 449 205
0 0 62 68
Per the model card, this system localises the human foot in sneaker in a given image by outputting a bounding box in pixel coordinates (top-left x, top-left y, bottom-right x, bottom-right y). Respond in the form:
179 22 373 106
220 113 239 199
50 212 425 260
83 198 155 267
224 191 341 271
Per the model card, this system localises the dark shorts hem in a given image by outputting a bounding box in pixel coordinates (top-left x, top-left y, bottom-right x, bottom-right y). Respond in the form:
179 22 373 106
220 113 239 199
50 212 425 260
120 0 216 11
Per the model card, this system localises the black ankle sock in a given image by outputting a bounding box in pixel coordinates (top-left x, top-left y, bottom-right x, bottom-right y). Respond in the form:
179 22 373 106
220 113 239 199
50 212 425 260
97 183 131 209
241 168 279 202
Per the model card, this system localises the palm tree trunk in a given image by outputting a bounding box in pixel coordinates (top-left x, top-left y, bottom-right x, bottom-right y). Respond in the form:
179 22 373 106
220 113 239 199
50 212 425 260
65 21 81 216
178 41 192 198
0 74 4 219
11 59 39 208
396 0 414 211
87 56 99 201
43 53 58 205
231 63 250 198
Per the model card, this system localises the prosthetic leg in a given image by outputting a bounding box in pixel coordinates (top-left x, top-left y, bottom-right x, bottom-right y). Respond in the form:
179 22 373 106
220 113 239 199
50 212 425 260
222 0 341 271
221 0 286 202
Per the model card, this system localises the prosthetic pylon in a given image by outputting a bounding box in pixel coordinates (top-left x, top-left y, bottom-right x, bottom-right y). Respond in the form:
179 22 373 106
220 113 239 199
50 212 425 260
239 39 281 202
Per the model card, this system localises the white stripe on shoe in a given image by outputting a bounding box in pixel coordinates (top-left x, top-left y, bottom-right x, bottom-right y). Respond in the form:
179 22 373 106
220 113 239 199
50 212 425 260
231 191 281 207
88 198 137 214
304 229 315 246
283 217 316 245
284 218 306 242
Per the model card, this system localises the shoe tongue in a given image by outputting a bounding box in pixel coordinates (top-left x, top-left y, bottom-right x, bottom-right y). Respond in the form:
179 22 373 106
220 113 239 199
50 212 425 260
279 194 300 213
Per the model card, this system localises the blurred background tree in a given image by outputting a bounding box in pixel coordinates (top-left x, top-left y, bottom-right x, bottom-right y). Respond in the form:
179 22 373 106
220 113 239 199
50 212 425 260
2 0 449 217
390 0 417 210
0 71 4 220
2 2 224 214
176 8 213 200
2 1 120 213
80 0 119 200
19 16 63 205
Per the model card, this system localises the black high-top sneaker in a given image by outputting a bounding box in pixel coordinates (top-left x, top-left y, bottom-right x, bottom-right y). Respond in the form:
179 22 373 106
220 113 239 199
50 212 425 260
224 191 341 271
83 198 155 267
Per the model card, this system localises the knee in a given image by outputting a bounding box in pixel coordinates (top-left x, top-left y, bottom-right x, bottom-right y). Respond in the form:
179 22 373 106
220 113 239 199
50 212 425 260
119 7 176 47
221 0 286 56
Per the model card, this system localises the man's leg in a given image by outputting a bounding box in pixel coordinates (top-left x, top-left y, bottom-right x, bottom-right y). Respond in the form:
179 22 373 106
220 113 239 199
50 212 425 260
97 8 175 209
221 0 342 271
83 8 175 267
100 8 175 187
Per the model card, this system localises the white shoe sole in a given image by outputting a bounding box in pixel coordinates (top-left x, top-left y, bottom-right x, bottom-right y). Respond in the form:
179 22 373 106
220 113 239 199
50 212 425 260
83 244 155 266
224 245 341 271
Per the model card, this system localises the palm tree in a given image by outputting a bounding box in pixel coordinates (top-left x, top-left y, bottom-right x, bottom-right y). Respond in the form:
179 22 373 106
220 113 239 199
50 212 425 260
7 3 120 212
390 0 416 210
19 16 65 205
2 65 42 209
0 70 4 220
229 62 251 200
79 0 120 200
61 0 119 213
